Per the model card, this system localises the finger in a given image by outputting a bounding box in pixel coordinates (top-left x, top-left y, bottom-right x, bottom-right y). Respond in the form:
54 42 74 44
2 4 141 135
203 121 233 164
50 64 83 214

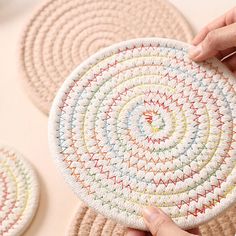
216 47 236 60
142 207 191 236
192 14 227 45
222 53 236 72
189 23 236 61
126 228 146 236
192 7 236 45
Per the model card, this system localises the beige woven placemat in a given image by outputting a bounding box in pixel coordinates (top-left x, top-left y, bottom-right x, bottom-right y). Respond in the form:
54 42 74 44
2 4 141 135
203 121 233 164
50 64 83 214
68 204 125 236
68 204 236 236
200 205 236 236
20 0 193 114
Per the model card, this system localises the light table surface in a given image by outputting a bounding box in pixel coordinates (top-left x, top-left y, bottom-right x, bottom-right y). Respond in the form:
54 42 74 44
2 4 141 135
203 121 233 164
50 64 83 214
0 0 235 235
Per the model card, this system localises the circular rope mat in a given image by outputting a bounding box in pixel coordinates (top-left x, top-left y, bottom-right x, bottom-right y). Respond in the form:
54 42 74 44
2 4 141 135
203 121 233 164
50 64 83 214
68 204 125 236
20 0 193 114
0 146 39 236
48 38 236 230
67 205 236 236
200 204 236 236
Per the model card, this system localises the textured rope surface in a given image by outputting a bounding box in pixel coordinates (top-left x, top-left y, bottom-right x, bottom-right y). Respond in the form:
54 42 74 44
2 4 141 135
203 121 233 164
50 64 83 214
200 204 236 236
20 0 193 114
49 38 236 230
0 146 39 236
68 204 125 236
68 204 236 236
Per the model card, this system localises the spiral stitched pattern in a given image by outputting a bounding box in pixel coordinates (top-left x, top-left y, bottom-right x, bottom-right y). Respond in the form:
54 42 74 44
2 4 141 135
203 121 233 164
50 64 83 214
0 146 39 236
20 0 193 114
49 38 236 230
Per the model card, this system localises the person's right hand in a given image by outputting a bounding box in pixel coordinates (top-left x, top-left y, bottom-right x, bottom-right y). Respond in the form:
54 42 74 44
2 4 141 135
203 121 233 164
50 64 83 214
189 7 236 75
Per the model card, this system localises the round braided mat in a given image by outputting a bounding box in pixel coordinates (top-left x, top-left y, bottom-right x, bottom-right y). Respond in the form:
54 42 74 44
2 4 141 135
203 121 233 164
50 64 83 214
0 146 39 236
20 0 193 114
200 205 236 236
48 38 236 230
68 204 125 236
67 205 236 236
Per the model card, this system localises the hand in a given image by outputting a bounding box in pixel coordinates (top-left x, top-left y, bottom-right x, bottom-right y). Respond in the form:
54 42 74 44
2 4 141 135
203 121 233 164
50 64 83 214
189 7 236 75
126 207 200 236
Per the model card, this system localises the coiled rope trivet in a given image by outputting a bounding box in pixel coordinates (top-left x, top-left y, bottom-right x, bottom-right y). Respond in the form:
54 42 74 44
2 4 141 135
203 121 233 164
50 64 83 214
48 38 236 230
67 204 125 236
0 146 39 236
67 203 236 236
19 0 193 114
200 204 236 236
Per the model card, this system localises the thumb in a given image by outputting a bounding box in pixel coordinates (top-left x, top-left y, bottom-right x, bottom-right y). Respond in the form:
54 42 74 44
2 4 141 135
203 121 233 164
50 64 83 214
189 23 236 62
142 207 194 236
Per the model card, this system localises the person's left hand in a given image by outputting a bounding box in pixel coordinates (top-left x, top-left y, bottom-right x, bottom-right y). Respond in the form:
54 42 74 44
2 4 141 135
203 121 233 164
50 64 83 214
126 207 200 236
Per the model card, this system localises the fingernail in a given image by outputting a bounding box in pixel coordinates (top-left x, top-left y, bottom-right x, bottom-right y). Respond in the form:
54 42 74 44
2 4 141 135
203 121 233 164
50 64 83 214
143 207 160 223
189 44 202 59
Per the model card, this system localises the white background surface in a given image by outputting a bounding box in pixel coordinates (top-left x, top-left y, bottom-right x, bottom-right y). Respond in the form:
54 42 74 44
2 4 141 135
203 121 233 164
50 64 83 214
0 0 235 235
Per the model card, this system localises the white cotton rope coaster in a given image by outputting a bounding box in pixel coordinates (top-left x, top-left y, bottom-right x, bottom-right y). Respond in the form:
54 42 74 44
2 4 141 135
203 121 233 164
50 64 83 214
0 146 39 236
48 38 236 230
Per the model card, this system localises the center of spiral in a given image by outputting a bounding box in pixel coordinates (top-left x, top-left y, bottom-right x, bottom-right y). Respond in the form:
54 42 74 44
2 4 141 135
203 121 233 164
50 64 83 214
143 110 164 133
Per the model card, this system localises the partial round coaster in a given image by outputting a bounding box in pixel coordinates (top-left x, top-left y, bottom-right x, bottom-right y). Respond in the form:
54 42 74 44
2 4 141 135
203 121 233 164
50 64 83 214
200 204 236 236
48 38 236 230
68 204 125 236
0 146 39 236
20 0 193 114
